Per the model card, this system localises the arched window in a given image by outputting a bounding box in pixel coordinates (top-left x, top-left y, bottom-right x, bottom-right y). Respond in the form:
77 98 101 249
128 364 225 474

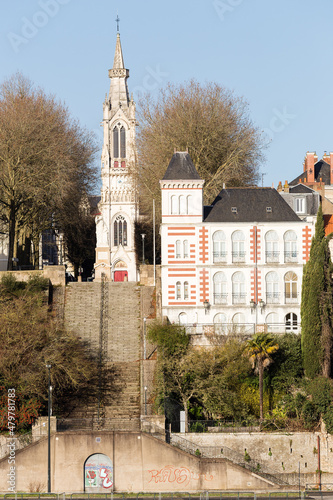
179 312 187 325
113 124 126 159
113 127 119 158
113 215 127 246
187 195 193 214
265 230 279 263
179 195 187 214
285 312 298 332
265 271 279 304
213 272 227 304
232 230 245 262
232 271 246 304
284 271 298 303
183 240 189 259
176 240 181 258
214 313 227 335
120 126 126 157
284 230 297 262
232 312 245 334
184 281 189 300
266 312 279 334
176 281 181 300
213 231 226 262
171 195 178 214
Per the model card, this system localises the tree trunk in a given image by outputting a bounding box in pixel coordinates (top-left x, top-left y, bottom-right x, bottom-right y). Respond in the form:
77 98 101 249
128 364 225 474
7 201 16 271
321 320 331 378
182 397 188 433
258 359 264 421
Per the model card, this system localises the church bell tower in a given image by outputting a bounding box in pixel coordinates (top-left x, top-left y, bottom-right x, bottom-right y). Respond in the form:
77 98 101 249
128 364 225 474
94 30 137 281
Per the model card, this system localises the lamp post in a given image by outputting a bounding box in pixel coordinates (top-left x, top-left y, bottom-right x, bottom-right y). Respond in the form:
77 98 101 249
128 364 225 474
141 234 146 264
46 364 52 493
144 386 147 415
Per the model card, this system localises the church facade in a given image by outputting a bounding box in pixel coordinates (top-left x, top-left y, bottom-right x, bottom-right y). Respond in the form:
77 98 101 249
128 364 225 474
160 152 317 334
94 33 138 282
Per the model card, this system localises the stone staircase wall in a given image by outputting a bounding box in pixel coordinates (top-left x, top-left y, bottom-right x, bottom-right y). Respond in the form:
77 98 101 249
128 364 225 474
64 282 143 430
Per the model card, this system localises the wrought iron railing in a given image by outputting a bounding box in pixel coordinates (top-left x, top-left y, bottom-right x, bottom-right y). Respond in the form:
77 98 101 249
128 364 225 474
213 293 228 304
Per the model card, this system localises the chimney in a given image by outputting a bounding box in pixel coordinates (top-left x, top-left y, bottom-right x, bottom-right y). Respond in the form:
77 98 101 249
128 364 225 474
327 151 333 184
277 181 282 192
304 152 316 183
284 180 289 193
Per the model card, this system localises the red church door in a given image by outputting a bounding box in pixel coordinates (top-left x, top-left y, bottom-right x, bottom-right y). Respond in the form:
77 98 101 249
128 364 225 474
114 271 128 282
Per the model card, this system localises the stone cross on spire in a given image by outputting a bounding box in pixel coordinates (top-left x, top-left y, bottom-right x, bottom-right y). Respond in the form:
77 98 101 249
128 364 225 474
116 14 120 33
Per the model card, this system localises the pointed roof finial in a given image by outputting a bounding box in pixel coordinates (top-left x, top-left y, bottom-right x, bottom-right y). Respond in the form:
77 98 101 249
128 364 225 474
116 14 120 33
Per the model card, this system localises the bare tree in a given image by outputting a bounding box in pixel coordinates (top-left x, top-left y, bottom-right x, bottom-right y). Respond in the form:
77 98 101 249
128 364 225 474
0 73 97 269
136 80 266 220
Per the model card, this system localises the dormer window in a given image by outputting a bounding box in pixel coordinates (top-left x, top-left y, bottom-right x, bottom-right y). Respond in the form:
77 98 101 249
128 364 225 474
266 207 272 213
231 207 237 214
295 197 305 214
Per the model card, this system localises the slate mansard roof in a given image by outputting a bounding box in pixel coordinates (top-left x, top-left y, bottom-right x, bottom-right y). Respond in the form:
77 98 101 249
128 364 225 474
290 159 331 185
204 187 301 223
162 152 202 181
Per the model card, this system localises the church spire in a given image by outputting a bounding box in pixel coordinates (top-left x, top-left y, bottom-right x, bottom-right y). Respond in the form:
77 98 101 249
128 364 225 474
108 32 130 108
113 33 125 70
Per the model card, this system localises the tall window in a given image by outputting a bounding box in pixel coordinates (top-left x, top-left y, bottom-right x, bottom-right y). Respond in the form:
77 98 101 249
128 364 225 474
232 230 245 262
295 198 305 214
183 240 189 258
213 272 227 304
284 271 298 303
113 127 119 158
214 313 227 335
171 195 178 215
179 195 187 215
284 231 297 262
213 231 226 262
113 215 127 246
265 271 279 304
113 124 126 158
232 271 246 304
184 281 189 300
176 281 181 300
232 312 246 334
179 312 187 325
176 240 181 258
266 312 279 334
265 230 279 263
285 312 298 332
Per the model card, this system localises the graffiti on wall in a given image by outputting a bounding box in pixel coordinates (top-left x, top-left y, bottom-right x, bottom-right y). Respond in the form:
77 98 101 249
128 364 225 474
148 465 213 486
85 453 113 490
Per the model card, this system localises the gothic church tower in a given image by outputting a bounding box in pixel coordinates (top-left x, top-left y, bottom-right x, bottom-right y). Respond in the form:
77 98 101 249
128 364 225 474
95 32 137 281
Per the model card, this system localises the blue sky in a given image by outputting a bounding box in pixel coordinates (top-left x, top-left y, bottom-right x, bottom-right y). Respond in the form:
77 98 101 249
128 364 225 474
1 0 332 193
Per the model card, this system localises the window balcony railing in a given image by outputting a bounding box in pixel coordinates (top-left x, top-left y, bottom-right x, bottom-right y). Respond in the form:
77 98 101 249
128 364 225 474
284 251 298 263
266 292 280 304
285 293 299 304
232 293 246 304
213 293 228 305
265 251 279 263
232 252 246 263
183 323 301 337
213 252 227 263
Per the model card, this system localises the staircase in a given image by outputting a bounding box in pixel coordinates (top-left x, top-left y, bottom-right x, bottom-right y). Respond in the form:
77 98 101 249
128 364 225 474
64 281 141 430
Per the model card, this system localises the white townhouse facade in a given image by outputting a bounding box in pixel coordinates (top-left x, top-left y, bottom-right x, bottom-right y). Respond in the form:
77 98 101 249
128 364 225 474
160 152 317 335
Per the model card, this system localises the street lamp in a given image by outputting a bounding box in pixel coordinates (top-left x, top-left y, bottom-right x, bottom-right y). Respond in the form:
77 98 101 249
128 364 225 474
141 234 146 264
144 386 147 415
203 299 210 315
46 364 52 493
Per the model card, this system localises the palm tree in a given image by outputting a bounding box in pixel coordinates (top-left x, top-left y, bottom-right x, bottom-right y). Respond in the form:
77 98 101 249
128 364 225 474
245 332 279 421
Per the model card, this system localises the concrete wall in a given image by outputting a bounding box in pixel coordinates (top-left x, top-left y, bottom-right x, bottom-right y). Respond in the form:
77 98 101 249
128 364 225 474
0 265 66 287
0 431 276 493
182 431 333 475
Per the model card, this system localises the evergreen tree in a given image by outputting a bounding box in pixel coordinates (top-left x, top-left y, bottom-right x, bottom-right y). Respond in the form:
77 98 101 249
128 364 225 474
301 205 333 377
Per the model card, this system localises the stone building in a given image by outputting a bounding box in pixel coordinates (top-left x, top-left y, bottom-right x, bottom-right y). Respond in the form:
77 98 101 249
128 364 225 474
94 32 138 281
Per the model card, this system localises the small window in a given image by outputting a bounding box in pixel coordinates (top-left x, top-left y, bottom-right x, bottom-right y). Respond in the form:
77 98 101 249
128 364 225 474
231 207 237 213
266 207 272 213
